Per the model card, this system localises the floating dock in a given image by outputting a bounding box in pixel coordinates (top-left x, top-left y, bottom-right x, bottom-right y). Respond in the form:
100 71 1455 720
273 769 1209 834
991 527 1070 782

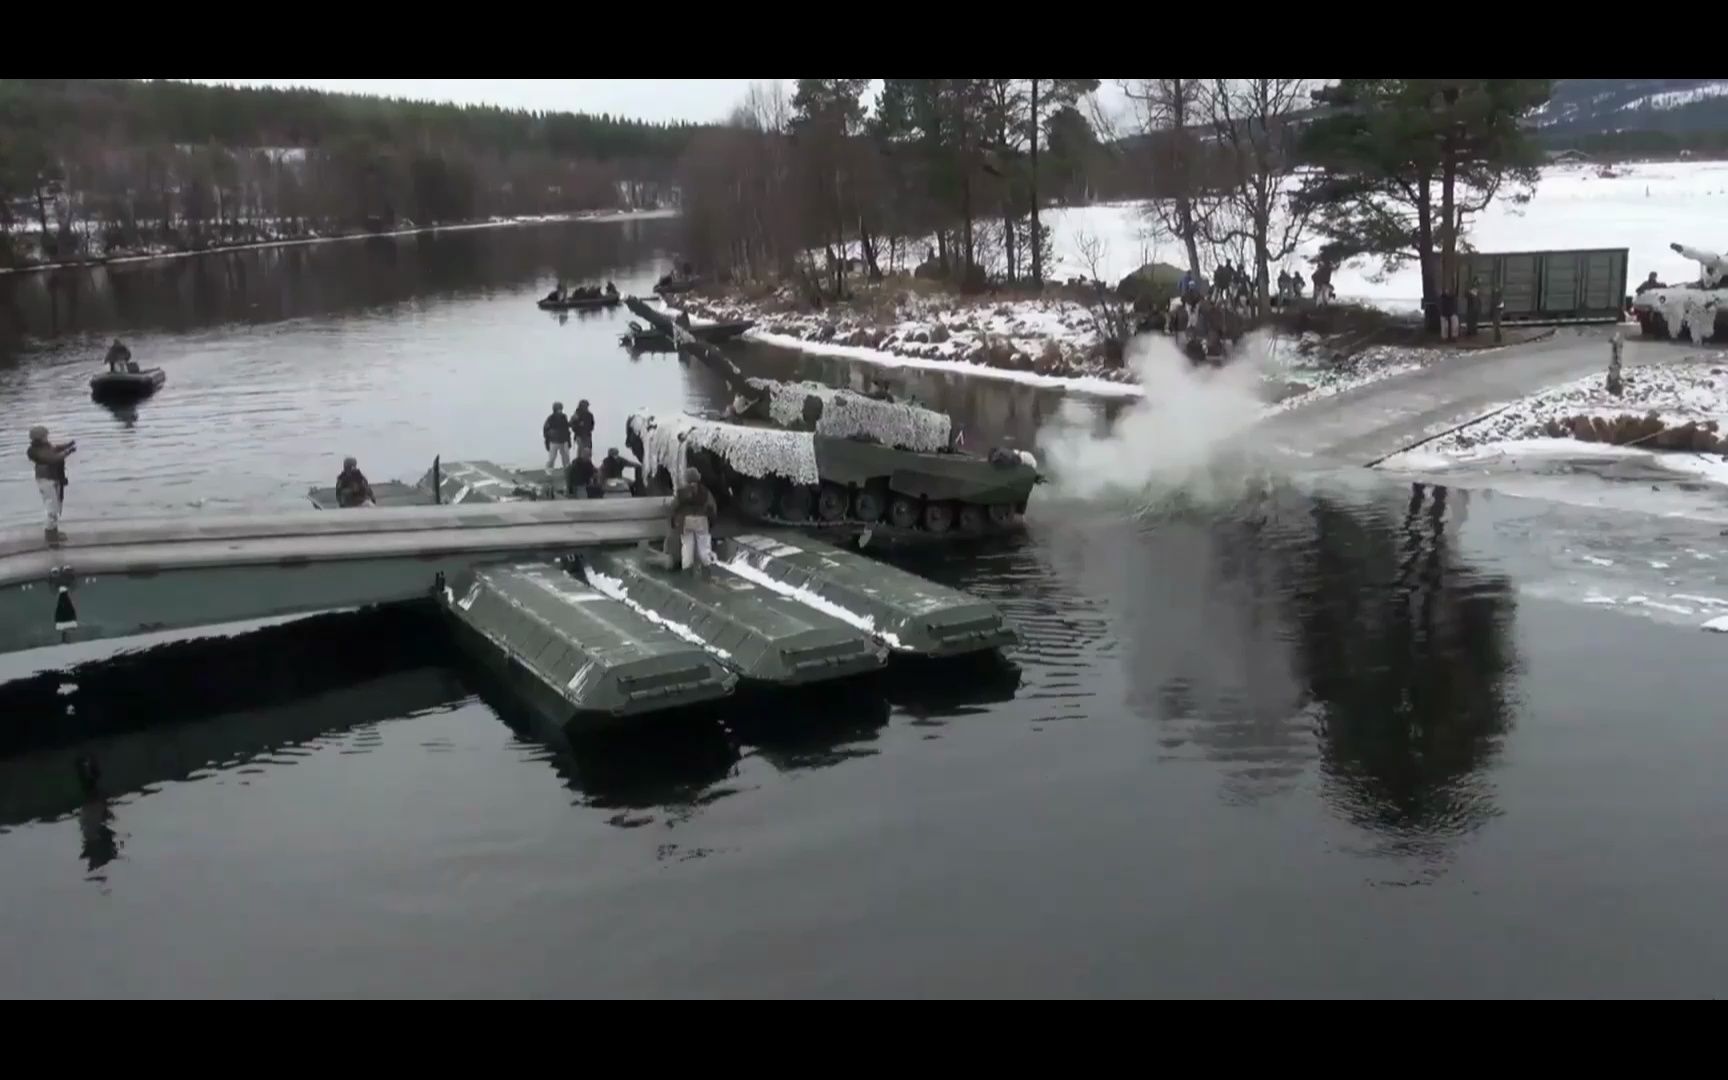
582 547 889 685
0 499 1019 730
442 562 735 728
0 499 667 655
717 533 1018 656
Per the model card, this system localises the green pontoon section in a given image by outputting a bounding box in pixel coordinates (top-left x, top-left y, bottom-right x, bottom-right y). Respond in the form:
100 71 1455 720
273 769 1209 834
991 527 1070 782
443 563 735 724
719 533 1018 657
582 548 887 686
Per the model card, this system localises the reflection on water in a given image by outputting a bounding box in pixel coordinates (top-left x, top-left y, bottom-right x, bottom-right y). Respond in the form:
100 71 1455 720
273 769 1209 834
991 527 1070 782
0 220 675 353
1286 483 1516 869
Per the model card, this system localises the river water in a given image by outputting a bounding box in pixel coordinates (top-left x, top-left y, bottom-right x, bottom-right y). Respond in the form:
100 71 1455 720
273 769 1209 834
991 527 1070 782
2 219 1725 998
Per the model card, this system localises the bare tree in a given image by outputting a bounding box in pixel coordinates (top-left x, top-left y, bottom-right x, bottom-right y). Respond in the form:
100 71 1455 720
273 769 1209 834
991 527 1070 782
1119 78 1213 277
1200 79 1312 317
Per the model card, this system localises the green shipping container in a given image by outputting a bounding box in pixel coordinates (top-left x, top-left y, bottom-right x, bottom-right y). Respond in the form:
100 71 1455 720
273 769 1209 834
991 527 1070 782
1453 248 1628 325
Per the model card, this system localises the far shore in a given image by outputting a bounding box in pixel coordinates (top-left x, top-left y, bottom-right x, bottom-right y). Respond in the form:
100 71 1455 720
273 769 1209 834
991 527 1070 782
0 207 678 277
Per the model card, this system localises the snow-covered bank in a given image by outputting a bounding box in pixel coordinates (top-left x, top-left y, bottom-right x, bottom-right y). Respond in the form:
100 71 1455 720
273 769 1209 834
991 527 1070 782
1375 356 1728 491
681 288 1146 397
971 161 1728 313
0 207 676 276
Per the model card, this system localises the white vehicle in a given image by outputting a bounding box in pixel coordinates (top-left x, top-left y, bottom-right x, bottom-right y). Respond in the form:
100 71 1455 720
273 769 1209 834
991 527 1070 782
1631 242 1728 342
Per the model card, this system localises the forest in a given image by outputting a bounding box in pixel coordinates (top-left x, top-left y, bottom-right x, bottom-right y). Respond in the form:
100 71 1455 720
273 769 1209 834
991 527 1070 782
678 79 1556 330
0 79 698 267
0 77 1562 333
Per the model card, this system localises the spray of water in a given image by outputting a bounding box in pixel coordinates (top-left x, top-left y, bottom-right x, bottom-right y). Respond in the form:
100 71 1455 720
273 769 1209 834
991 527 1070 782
1040 330 1285 509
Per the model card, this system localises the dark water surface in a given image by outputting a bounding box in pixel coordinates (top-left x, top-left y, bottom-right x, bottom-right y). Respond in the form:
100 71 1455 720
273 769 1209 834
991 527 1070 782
1 221 1725 998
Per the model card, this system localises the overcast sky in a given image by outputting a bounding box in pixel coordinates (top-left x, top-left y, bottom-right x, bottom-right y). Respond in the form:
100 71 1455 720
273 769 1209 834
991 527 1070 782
188 79 1133 127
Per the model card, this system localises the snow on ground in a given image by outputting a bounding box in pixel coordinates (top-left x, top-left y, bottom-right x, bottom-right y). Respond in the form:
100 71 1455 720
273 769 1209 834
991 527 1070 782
1258 334 1454 415
1406 355 1728 455
943 160 1728 313
1307 160 1728 311
1375 356 1728 496
681 289 1146 396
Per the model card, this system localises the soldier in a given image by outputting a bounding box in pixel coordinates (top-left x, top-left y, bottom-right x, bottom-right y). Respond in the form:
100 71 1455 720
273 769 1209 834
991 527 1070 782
335 457 375 508
565 447 603 499
670 466 717 574
27 425 76 544
543 401 572 469
572 399 596 456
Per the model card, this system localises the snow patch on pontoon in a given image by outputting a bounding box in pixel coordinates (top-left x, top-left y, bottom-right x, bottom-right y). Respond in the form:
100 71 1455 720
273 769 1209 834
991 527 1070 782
746 379 953 453
720 549 907 651
629 413 819 486
580 565 734 663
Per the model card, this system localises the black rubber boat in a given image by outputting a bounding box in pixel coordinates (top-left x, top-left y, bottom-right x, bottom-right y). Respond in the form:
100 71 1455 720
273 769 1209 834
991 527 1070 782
90 367 166 402
537 294 620 311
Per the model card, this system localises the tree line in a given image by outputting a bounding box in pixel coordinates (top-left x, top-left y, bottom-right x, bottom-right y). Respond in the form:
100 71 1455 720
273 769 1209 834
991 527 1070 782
0 79 699 266
677 79 1105 301
682 79 1556 335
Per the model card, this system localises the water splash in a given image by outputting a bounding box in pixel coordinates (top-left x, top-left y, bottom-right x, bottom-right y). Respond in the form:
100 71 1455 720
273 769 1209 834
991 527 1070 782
1040 330 1277 505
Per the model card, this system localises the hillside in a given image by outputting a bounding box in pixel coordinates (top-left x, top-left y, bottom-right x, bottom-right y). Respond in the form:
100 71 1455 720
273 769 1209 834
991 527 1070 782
1531 79 1728 138
0 79 702 268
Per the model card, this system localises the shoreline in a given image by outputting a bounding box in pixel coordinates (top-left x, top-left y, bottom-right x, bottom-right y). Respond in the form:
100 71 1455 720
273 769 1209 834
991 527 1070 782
741 324 1149 400
0 207 678 277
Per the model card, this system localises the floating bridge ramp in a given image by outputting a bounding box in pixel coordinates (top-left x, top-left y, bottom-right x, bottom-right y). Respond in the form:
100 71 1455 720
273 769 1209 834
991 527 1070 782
0 499 668 655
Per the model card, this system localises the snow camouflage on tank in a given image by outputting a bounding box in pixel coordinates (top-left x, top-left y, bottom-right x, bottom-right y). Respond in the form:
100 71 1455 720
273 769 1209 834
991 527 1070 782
1633 242 1728 344
622 295 1041 539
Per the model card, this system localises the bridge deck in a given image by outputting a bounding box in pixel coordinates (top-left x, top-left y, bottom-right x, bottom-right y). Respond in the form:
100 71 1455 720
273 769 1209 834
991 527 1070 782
0 499 669 588
0 499 670 655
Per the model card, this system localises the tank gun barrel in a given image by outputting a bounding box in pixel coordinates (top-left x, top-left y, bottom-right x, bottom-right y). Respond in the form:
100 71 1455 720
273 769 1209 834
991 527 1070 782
1670 242 1728 287
624 295 754 399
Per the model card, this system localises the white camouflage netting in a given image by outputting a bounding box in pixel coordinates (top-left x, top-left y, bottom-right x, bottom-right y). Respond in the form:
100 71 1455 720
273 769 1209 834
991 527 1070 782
746 379 952 453
1651 289 1723 340
630 412 820 486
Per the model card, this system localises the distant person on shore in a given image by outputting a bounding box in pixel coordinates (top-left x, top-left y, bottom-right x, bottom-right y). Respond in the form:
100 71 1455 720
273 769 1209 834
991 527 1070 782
1290 271 1306 303
1438 291 1460 341
671 467 717 574
604 281 619 299
1465 278 1482 336
1277 270 1292 306
543 401 572 469
572 400 595 455
27 425 76 544
104 339 132 373
545 284 563 303
566 447 602 498
1312 262 1334 307
1215 261 1236 303
335 456 375 508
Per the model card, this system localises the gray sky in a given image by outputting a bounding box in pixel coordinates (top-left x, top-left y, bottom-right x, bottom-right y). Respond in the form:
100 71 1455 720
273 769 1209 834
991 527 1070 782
189 78 1132 127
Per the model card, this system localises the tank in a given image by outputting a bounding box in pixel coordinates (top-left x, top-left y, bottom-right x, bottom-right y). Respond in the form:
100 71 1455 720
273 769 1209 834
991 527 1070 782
1632 242 1728 343
622 297 1041 538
